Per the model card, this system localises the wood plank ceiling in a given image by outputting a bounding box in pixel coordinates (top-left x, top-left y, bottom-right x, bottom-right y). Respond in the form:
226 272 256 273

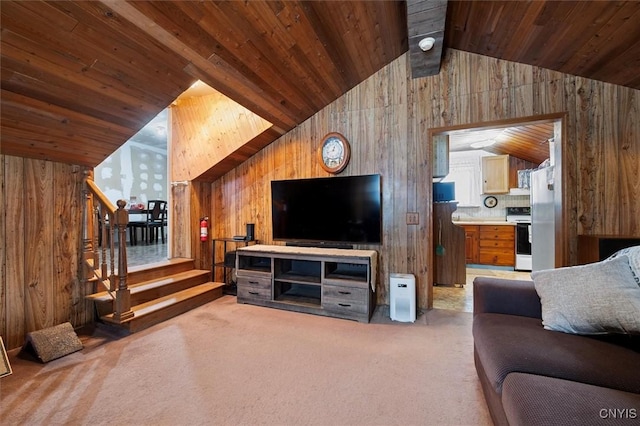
449 122 554 165
446 0 640 90
1 1 638 179
0 0 408 169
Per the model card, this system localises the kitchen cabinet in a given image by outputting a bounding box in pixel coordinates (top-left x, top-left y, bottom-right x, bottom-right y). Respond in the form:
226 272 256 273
462 224 515 267
433 134 449 179
462 225 479 263
482 155 509 194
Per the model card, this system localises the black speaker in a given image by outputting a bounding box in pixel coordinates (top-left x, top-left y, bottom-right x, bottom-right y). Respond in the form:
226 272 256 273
246 223 255 241
224 250 237 268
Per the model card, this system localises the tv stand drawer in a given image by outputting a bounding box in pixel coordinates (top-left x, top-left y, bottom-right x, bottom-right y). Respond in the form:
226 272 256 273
322 284 367 304
323 299 368 316
237 276 271 302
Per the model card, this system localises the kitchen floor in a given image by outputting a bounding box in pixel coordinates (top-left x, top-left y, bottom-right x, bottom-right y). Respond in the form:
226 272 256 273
433 267 532 313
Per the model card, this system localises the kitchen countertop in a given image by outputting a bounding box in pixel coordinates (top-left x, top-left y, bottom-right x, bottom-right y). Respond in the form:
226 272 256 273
453 220 516 226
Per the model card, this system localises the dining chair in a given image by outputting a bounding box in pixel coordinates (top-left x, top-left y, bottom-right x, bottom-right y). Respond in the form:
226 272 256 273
128 211 146 246
144 200 167 244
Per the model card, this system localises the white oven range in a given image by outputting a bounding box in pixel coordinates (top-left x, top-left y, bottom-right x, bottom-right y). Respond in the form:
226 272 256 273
507 207 532 271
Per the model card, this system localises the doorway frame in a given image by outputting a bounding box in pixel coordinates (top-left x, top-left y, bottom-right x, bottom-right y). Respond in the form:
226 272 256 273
428 112 569 274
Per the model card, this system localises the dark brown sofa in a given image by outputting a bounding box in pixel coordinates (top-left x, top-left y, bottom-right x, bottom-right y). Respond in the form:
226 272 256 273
473 276 640 425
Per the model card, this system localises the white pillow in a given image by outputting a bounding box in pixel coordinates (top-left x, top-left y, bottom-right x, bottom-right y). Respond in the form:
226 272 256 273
607 245 640 285
532 255 640 335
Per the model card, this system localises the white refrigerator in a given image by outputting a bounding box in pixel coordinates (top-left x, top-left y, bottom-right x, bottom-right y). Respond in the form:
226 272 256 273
530 167 555 271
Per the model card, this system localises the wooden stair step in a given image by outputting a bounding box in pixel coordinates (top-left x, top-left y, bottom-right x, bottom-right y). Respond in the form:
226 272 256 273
86 269 210 303
127 258 196 285
101 282 225 333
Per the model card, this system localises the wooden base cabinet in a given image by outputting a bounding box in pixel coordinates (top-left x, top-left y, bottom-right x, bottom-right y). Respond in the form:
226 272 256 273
463 225 479 264
236 245 377 323
463 224 515 267
479 225 515 266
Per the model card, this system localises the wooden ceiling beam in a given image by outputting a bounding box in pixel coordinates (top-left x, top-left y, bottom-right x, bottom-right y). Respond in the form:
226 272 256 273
406 0 447 79
98 0 297 130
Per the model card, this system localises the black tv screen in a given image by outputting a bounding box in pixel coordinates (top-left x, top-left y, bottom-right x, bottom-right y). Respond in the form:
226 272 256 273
271 174 382 244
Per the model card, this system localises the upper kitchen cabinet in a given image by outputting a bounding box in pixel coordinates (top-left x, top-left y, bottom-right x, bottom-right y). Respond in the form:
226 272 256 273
433 134 449 180
482 155 509 194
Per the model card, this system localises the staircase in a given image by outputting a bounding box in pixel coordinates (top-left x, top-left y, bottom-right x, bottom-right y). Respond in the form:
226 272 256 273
86 258 224 333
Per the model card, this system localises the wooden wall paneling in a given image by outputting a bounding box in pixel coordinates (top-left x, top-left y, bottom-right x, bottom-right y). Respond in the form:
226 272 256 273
4 156 25 348
553 118 571 267
210 178 222 283
602 83 621 235
617 87 640 236
534 78 566 117
252 149 268 244
559 74 578 265
469 53 491 96
53 163 80 326
394 100 413 307
508 157 538 188
0 156 5 340
170 183 191 259
301 123 314 177
511 83 535 120
170 94 272 182
247 145 264 244
24 159 55 332
168 96 185 257
575 77 605 235
190 181 211 271
236 161 251 235
412 77 433 309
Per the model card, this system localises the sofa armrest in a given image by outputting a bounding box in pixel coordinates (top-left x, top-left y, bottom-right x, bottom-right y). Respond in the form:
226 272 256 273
473 276 542 319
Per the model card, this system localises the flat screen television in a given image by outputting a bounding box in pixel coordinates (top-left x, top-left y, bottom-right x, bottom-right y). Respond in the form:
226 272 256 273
271 174 382 245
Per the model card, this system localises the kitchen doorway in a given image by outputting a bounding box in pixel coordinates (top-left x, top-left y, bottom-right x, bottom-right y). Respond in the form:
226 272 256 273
430 113 566 312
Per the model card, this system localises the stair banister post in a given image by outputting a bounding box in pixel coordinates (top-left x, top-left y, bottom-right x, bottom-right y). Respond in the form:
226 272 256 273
113 199 134 321
82 170 98 267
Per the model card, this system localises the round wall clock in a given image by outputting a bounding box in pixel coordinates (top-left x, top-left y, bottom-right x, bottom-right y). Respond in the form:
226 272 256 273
484 196 498 208
318 132 351 174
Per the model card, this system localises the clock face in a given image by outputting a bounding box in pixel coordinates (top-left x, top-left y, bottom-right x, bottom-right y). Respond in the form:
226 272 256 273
484 196 498 208
319 132 350 174
322 137 345 167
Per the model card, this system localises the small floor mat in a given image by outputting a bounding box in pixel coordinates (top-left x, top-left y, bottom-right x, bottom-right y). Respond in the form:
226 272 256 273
22 322 83 363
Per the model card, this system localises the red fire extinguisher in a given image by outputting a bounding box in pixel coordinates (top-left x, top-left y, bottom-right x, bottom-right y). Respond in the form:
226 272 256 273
200 217 208 242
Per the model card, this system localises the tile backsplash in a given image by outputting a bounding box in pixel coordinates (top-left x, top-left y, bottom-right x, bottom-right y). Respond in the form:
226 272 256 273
453 194 530 221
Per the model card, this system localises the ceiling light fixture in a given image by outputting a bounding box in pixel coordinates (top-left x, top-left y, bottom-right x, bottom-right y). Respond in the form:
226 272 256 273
418 37 435 51
470 139 496 149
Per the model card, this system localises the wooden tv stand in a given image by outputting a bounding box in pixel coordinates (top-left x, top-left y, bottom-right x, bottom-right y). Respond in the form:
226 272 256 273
235 245 377 323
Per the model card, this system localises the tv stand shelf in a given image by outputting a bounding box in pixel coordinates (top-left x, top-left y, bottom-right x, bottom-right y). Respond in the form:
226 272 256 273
236 245 378 323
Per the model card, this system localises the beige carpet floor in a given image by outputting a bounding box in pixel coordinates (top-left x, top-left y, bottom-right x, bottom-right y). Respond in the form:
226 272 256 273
1 296 491 426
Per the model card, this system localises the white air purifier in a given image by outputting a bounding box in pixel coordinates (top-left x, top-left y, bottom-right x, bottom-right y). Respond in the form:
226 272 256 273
390 273 416 322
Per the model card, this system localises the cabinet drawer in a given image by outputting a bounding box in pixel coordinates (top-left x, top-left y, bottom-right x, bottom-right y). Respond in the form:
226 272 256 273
322 284 368 314
479 226 514 240
479 250 515 266
323 284 367 303
237 275 271 288
479 239 514 249
237 276 272 301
